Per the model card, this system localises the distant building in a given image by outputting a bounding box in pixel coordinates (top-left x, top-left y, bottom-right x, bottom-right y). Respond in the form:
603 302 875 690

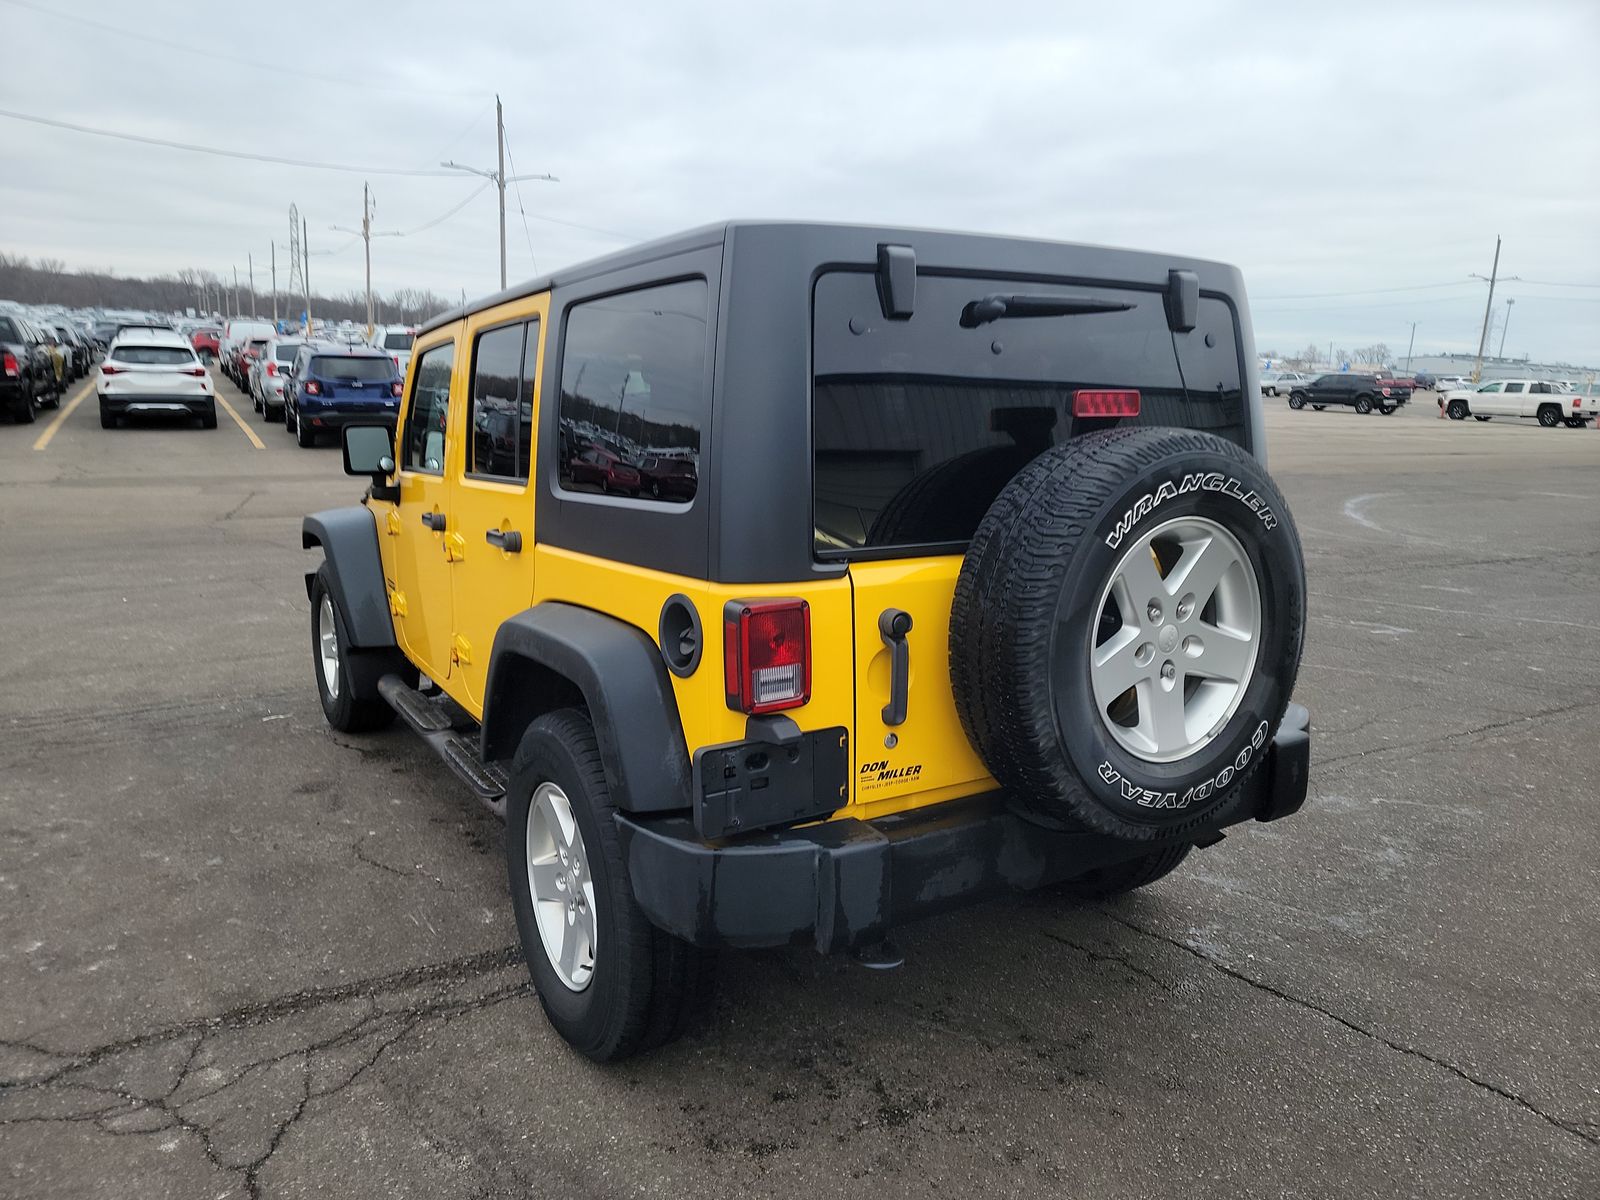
1406 352 1598 384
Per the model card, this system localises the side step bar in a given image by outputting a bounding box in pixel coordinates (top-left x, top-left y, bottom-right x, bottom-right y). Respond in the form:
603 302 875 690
378 674 509 818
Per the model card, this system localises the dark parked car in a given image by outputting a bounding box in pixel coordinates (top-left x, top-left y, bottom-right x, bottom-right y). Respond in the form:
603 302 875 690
634 454 697 501
283 345 402 448
0 316 62 424
1287 373 1410 415
566 445 641 494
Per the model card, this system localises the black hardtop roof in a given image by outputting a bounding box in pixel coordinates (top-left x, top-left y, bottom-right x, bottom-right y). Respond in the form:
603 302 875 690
417 219 1243 337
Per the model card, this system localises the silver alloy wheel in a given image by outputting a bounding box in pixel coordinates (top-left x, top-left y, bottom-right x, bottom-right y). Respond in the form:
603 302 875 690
317 595 341 700
526 782 598 991
1089 515 1261 763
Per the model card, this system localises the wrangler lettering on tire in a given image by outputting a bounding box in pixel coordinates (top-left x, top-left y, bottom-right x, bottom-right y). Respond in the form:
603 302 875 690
951 427 1306 840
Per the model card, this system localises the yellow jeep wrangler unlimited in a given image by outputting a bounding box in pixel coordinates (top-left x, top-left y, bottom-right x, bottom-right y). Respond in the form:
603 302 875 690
304 222 1310 1061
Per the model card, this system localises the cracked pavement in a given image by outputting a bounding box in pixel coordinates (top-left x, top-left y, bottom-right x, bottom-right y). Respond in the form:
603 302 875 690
2 388 1597 1197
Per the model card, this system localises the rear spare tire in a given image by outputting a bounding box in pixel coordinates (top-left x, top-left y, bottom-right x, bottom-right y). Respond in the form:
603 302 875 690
950 428 1305 840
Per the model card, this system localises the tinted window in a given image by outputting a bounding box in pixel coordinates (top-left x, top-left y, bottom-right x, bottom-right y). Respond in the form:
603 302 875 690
382 332 414 350
274 343 301 362
812 270 1245 553
114 346 195 365
0 318 18 340
1530 383 1549 394
313 355 395 382
468 321 538 481
402 343 455 473
1504 382 1525 394
1478 382 1501 392
557 280 706 504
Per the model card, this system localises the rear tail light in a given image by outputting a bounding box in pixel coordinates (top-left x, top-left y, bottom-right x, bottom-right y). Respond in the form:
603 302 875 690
1575 397 1583 408
393 355 401 369
183 366 207 377
391 381 403 397
2 352 16 377
1381 386 1392 397
1073 389 1141 418
101 364 125 375
305 380 322 396
266 361 277 377
723 599 811 714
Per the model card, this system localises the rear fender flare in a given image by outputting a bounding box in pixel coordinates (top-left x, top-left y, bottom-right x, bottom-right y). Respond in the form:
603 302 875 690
484 604 692 814
302 506 396 649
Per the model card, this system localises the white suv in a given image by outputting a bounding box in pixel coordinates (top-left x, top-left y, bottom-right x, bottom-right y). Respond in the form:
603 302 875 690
368 325 415 379
98 329 216 429
1439 379 1586 428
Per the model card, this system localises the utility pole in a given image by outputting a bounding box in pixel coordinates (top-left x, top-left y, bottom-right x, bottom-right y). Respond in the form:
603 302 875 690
443 95 558 290
271 242 278 325
1497 298 1514 358
232 266 239 317
1404 321 1417 372
333 182 401 336
248 254 256 318
303 216 312 333
1471 236 1502 383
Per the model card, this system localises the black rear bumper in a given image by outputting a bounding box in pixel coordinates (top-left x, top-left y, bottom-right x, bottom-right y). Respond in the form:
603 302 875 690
618 704 1311 954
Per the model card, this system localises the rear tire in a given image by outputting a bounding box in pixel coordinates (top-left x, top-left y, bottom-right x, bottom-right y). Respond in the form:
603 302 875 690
1287 393 1305 410
1311 405 1326 411
1565 417 1585 429
200 407 218 430
1537 405 1561 428
1378 404 1395 415
11 386 36 424
1057 844 1192 900
1354 396 1373 415
309 565 407 733
1474 414 1491 422
100 405 115 429
506 708 715 1062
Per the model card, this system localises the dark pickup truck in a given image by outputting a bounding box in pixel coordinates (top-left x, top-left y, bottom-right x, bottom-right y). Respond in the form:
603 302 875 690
1286 373 1411 415
0 315 62 425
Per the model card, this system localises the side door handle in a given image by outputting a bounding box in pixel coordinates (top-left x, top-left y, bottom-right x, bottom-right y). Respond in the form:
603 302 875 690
878 608 913 727
485 529 523 553
420 512 446 531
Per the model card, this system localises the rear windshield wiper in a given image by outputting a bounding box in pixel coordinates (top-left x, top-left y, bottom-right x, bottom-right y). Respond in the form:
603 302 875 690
960 293 1135 328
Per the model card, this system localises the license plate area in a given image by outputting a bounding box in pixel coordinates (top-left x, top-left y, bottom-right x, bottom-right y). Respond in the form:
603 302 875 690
692 726 848 840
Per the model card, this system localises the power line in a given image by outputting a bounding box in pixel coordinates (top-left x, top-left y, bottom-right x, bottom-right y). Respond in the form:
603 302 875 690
501 126 540 274
1255 280 1474 301
0 107 466 176
0 0 485 98
396 181 494 237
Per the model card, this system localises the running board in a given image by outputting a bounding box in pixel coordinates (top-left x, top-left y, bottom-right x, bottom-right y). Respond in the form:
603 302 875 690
378 675 508 818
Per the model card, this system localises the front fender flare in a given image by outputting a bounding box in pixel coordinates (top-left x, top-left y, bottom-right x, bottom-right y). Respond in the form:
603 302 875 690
484 604 692 814
302 506 396 649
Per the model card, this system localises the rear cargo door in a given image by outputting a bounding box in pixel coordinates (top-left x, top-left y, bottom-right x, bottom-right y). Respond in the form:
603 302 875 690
812 266 1250 816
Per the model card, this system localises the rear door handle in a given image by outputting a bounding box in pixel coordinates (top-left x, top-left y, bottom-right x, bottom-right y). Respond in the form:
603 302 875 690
878 608 913 726
420 512 446 531
485 529 523 553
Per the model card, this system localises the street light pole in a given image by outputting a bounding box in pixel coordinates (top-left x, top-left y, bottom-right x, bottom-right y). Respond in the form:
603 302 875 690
271 242 277 325
1404 321 1417 372
1498 298 1514 359
333 182 402 337
1471 237 1503 383
442 96 558 290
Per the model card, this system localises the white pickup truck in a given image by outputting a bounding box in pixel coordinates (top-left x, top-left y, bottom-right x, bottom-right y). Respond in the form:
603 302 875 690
1439 379 1590 428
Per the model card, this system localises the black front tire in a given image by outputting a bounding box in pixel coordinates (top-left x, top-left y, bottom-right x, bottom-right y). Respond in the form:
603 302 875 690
506 709 714 1062
309 565 408 733
1447 400 1469 420
1287 393 1305 410
1057 844 1192 900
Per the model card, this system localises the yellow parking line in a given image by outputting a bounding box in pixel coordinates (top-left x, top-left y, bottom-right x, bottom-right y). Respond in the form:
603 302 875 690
215 392 265 450
31 377 95 451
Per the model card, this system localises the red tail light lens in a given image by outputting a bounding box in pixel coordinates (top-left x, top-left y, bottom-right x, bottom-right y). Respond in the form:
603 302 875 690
1073 389 1141 418
2 351 16 377
183 366 207 377
266 361 277 377
723 599 811 714
101 364 125 375
305 380 322 395
391 381 403 397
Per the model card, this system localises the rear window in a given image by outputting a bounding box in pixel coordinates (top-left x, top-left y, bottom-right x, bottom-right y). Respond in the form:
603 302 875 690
312 355 394 382
274 343 301 361
381 332 414 351
811 270 1244 555
114 346 195 366
0 318 19 340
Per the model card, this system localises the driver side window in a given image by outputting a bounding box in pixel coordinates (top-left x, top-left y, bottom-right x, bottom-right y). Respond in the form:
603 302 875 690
402 342 456 474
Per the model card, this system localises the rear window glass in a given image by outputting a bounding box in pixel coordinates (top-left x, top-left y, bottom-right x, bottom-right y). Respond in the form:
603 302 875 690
114 346 195 366
0 318 18 340
811 270 1244 555
274 343 301 361
312 355 394 382
382 332 414 350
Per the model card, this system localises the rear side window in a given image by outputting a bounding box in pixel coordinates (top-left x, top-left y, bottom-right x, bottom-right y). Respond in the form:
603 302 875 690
811 270 1244 555
113 346 195 365
556 280 706 505
382 332 414 351
274 343 300 362
313 355 394 382
1505 382 1525 393
402 343 455 473
467 320 538 481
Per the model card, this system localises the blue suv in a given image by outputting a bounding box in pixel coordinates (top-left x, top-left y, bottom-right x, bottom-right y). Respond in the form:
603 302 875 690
284 344 402 448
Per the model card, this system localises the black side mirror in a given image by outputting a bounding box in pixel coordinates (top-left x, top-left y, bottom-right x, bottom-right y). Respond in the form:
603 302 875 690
343 424 398 500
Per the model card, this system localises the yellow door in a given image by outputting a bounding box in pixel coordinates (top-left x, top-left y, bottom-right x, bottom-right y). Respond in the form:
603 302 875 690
847 557 995 817
391 333 463 683
449 303 547 712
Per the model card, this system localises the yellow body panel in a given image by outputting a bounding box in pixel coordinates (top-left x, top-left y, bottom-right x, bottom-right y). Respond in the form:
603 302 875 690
378 293 993 823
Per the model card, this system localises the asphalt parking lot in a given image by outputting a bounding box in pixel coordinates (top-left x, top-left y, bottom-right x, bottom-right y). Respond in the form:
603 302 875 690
1 380 1596 1199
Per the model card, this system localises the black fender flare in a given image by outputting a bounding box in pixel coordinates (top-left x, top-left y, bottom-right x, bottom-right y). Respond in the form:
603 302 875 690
301 506 396 649
483 604 692 814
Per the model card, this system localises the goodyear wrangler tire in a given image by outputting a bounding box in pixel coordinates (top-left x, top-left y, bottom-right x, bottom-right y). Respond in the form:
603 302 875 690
950 428 1305 840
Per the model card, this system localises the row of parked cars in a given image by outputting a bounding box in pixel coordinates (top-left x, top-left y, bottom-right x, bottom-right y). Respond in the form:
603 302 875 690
1262 367 1593 428
0 312 101 424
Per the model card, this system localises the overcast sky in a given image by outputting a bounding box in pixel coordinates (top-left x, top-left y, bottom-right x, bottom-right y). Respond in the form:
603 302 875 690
2 0 1596 364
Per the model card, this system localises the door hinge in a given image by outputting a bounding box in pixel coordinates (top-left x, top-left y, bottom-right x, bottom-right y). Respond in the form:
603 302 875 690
452 634 472 665
385 509 403 537
445 532 467 562
388 588 408 617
